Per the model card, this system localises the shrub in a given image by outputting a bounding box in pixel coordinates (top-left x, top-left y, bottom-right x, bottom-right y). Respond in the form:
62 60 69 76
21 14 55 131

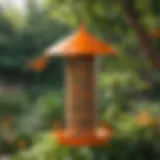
13 133 93 160
28 90 64 130
0 90 29 116
13 108 160 160
0 91 33 154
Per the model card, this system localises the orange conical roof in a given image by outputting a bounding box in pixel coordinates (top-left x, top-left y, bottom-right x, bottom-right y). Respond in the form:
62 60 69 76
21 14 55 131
45 25 117 57
29 25 117 71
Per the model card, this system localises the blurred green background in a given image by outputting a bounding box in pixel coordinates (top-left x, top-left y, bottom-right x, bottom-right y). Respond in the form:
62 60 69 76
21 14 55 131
0 0 160 159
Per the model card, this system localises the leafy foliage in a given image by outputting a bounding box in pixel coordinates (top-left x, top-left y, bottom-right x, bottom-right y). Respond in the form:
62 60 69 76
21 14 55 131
25 90 64 130
13 108 160 160
13 133 93 160
0 0 160 159
0 1 70 86
0 91 33 154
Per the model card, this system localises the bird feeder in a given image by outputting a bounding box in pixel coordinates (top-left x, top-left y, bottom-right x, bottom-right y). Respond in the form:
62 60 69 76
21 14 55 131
30 25 117 146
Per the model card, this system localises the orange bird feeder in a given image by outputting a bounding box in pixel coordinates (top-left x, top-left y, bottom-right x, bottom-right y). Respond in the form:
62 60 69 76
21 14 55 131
30 25 117 146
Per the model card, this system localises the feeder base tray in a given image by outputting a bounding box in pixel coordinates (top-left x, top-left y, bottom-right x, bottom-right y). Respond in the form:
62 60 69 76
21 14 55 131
55 127 112 146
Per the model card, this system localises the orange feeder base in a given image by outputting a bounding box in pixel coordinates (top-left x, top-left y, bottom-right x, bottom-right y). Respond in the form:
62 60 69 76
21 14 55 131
55 127 112 146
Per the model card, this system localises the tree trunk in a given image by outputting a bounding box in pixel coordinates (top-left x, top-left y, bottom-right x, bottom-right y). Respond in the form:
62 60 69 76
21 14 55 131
120 0 160 71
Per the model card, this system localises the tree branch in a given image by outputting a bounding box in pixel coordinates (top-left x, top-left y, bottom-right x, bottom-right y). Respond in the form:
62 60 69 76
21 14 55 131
120 0 160 71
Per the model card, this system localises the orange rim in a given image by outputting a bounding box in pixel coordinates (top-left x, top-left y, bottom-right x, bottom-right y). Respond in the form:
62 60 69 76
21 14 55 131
55 127 112 146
